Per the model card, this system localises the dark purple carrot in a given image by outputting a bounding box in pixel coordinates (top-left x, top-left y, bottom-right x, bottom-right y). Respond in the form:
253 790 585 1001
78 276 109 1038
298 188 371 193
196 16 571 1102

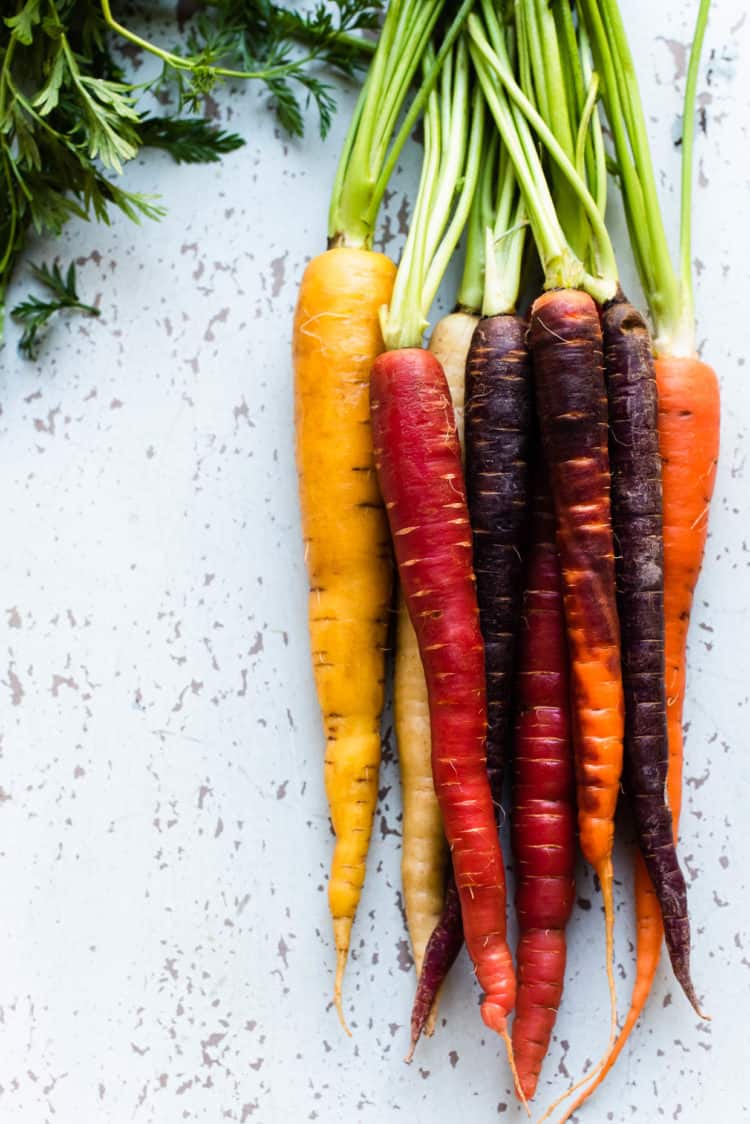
407 871 463 1060
602 291 701 1014
465 313 533 810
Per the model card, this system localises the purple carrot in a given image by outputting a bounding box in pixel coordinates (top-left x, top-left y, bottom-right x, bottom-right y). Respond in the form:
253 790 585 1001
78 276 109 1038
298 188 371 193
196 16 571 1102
602 291 701 1014
407 872 463 1060
465 314 533 809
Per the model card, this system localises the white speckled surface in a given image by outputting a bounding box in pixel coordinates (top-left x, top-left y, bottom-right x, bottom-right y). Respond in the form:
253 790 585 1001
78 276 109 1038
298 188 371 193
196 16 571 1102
1 4 748 1121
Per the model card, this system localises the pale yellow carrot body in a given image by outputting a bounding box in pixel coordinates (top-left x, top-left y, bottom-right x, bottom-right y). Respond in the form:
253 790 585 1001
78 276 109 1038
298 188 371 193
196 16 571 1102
394 310 478 1016
293 246 396 1025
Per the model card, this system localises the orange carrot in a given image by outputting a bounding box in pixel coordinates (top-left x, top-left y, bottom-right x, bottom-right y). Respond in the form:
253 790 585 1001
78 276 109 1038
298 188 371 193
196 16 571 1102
559 355 719 1119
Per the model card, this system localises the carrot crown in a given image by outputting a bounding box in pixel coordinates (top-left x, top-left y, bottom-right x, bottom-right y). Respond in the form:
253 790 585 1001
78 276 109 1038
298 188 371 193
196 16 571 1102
379 37 485 351
578 0 712 357
327 0 474 250
467 4 617 304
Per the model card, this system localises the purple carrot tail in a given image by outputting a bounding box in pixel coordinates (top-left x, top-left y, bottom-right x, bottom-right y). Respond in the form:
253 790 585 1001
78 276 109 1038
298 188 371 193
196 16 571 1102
407 872 464 1060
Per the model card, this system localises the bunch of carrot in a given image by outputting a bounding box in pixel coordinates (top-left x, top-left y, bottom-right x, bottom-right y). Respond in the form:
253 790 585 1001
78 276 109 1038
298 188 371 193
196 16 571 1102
292 0 719 1117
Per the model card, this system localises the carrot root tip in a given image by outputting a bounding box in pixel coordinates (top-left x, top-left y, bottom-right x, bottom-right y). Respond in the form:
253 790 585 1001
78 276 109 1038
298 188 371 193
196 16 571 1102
502 1031 531 1118
334 950 352 1037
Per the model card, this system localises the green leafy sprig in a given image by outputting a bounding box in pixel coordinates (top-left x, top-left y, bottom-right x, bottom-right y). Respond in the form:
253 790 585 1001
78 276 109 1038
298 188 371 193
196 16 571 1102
1 0 380 350
11 260 99 357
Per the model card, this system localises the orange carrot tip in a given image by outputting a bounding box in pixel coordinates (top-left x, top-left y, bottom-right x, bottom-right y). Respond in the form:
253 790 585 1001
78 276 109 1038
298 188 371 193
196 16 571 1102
334 951 352 1037
501 1032 530 1119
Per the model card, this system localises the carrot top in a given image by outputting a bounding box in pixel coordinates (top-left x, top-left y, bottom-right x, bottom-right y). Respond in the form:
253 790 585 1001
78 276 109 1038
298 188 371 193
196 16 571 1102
456 131 498 316
578 0 712 357
327 0 474 249
467 3 617 304
380 37 485 351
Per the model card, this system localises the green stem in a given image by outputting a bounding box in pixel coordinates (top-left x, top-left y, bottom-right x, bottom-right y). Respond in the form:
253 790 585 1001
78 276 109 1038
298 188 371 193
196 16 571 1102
677 0 711 355
364 0 476 237
521 0 588 261
424 87 485 311
100 0 318 80
575 72 599 190
592 0 681 341
457 131 498 312
381 36 479 350
329 0 476 248
578 24 607 217
577 1 658 298
472 9 617 287
468 25 569 286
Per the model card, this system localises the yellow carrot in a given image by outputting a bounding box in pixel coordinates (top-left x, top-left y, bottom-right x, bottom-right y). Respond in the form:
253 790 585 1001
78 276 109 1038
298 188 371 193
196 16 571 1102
294 247 396 1027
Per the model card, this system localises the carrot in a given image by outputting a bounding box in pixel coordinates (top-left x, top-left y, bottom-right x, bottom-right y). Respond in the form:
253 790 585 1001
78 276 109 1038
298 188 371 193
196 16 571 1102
511 472 576 1101
408 871 463 1059
602 292 699 1012
408 132 526 1054
554 1 718 1115
373 44 523 1068
466 312 531 809
529 284 624 1022
294 0 471 1027
468 9 623 1095
560 356 719 1118
465 140 531 818
294 247 395 1026
395 310 476 999
371 346 516 1038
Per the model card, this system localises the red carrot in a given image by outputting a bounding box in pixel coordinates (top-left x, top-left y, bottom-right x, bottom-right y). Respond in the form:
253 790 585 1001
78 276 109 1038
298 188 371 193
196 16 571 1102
371 347 516 1037
511 473 576 1100
529 288 624 1037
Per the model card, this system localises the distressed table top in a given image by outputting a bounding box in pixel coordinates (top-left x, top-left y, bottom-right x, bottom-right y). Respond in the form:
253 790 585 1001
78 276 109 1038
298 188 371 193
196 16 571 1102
1 4 748 1122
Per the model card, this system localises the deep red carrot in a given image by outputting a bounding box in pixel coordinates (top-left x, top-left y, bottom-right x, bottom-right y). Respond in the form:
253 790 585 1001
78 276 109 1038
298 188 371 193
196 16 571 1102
511 473 575 1100
371 346 516 1037
602 293 700 1013
529 287 624 1037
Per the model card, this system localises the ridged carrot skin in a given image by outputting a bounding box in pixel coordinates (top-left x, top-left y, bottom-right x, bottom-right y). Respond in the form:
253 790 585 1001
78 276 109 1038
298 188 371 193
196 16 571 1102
293 247 396 1024
465 314 533 810
371 347 516 1035
529 288 624 872
395 312 478 995
397 311 479 1049
559 355 719 1119
602 294 698 1012
511 477 575 1101
528 288 624 1038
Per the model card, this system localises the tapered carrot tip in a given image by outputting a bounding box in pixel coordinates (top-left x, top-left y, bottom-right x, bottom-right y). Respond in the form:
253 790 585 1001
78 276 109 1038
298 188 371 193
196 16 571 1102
424 998 439 1037
502 1031 531 1119
334 950 352 1036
